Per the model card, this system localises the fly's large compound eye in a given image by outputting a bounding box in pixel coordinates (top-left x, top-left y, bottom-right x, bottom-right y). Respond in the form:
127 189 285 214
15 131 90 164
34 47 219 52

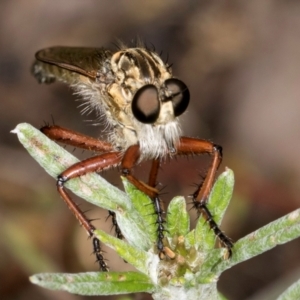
165 78 190 117
132 85 160 124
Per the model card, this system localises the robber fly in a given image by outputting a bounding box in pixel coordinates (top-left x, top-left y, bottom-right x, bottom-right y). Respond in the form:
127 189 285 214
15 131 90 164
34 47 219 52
31 44 233 271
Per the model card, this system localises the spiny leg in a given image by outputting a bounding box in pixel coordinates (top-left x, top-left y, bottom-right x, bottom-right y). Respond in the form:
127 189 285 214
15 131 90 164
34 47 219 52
92 237 108 272
177 137 233 256
121 146 167 258
107 210 123 240
56 152 122 271
106 210 127 263
148 158 167 257
57 175 108 271
41 125 114 152
43 125 124 242
41 125 125 269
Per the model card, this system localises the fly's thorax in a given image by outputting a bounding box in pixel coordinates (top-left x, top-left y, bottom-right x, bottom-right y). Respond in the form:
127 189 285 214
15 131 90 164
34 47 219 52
107 47 174 117
111 48 172 87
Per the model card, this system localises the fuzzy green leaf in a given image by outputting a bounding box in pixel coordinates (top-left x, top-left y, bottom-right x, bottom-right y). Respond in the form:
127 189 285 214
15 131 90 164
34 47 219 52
205 208 300 275
12 123 150 250
94 229 155 275
122 178 157 246
12 123 128 211
16 123 300 299
166 196 190 237
277 278 300 300
30 272 155 295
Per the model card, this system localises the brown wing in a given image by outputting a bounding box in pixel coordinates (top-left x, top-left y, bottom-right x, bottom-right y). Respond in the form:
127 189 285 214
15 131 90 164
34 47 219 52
32 47 112 84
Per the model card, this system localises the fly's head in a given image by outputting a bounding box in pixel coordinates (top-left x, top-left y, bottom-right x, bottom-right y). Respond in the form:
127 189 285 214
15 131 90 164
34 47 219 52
31 45 190 159
107 48 190 158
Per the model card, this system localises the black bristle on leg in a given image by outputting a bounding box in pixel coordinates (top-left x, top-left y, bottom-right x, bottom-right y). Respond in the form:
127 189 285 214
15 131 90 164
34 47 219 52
107 211 127 263
92 237 109 271
107 210 123 239
193 199 233 257
153 196 166 258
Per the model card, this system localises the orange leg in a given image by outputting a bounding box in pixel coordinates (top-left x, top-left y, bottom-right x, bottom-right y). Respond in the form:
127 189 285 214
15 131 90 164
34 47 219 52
57 152 122 271
178 137 233 256
41 125 124 271
41 125 114 152
148 158 161 188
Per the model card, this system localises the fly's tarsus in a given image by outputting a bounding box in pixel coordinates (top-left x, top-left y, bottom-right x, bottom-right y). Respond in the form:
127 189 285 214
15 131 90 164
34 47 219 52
153 196 166 259
107 210 123 240
192 199 233 257
92 237 109 272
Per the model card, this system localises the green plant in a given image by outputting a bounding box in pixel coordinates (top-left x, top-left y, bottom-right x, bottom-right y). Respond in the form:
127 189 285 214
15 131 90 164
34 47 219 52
13 123 300 300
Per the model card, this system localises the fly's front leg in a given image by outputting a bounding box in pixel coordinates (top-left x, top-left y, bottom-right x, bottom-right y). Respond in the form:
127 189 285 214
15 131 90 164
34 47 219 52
178 137 233 257
41 125 125 267
57 152 122 271
41 125 114 152
148 158 160 188
121 145 166 258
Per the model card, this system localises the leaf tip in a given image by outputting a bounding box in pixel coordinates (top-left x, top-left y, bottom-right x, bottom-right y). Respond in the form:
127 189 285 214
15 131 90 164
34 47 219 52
29 274 42 285
11 123 24 134
288 209 300 221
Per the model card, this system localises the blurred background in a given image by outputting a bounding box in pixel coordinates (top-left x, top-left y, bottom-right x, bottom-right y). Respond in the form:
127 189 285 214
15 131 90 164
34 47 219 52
1 1 300 299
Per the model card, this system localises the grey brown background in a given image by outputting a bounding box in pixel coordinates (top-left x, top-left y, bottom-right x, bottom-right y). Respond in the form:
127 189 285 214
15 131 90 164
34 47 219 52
1 1 300 299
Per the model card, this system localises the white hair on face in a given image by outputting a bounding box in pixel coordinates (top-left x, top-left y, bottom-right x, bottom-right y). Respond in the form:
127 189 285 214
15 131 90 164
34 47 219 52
136 120 182 160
